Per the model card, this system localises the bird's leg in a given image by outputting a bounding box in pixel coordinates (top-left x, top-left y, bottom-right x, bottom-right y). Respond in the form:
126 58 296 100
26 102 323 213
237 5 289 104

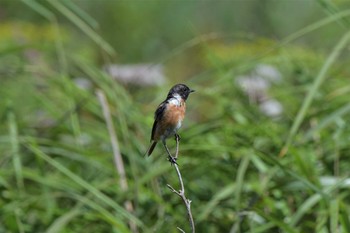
174 133 181 142
174 134 180 159
162 140 177 165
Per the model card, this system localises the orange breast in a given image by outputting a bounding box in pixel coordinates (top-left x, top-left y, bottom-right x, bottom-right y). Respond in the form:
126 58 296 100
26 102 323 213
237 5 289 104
154 101 186 140
163 101 186 126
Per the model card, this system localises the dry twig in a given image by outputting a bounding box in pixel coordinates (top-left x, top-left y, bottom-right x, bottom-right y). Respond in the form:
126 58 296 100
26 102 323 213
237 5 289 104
165 135 195 233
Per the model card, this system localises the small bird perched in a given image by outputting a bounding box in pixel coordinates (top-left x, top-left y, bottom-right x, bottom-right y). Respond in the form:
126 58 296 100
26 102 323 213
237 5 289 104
146 84 194 164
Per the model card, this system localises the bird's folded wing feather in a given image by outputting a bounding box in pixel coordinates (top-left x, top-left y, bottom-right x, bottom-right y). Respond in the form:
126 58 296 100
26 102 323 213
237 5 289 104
151 100 167 141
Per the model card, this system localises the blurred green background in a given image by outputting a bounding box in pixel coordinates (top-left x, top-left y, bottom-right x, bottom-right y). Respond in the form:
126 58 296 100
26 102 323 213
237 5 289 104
1 0 350 232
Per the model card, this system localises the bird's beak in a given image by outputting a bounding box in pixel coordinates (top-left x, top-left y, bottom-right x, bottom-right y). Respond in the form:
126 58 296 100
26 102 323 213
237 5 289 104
190 89 195 93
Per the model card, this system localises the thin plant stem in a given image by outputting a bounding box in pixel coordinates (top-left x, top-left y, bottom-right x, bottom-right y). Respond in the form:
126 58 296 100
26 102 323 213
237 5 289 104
96 90 138 233
165 136 195 233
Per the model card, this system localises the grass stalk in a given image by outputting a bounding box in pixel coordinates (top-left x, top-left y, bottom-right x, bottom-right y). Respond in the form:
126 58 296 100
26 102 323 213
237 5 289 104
7 109 24 193
96 90 138 233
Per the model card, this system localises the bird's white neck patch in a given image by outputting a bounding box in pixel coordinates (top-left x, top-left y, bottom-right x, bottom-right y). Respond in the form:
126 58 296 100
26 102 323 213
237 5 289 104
168 94 182 106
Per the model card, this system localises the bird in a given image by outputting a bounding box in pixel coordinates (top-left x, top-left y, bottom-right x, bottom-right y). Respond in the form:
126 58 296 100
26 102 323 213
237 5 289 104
146 83 194 164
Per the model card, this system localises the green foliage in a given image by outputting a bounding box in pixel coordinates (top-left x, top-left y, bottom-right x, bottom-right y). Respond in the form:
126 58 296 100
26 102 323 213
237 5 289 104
1 1 350 233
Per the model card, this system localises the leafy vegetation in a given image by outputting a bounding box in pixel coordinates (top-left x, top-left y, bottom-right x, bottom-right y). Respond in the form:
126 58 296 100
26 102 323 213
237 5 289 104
1 1 350 232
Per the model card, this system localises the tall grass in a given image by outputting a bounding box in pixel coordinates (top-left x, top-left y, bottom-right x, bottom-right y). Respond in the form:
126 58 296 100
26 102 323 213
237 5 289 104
1 1 350 233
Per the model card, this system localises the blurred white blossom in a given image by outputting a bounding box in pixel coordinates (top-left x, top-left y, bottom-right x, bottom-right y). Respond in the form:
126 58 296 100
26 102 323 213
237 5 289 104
105 64 166 86
255 64 282 83
236 75 270 103
259 99 283 118
235 64 283 118
73 77 93 90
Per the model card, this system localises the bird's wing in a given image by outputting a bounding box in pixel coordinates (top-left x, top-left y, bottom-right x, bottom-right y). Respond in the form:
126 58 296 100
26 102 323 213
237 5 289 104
151 100 167 141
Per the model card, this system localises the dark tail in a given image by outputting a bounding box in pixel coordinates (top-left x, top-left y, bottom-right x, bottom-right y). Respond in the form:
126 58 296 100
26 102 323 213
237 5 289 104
146 141 157 156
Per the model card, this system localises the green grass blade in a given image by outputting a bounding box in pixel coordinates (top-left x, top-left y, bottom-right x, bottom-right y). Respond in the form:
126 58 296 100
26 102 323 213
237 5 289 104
316 0 350 27
46 206 82 233
339 202 350 232
280 9 350 47
197 183 235 222
21 0 54 20
281 30 350 156
289 177 348 227
68 193 131 232
304 103 350 140
27 144 145 229
254 208 298 233
230 153 251 233
235 153 251 210
7 109 24 193
258 151 328 199
61 0 99 29
250 222 276 233
14 209 25 233
47 0 115 56
289 193 322 226
330 199 339 233
46 193 130 233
